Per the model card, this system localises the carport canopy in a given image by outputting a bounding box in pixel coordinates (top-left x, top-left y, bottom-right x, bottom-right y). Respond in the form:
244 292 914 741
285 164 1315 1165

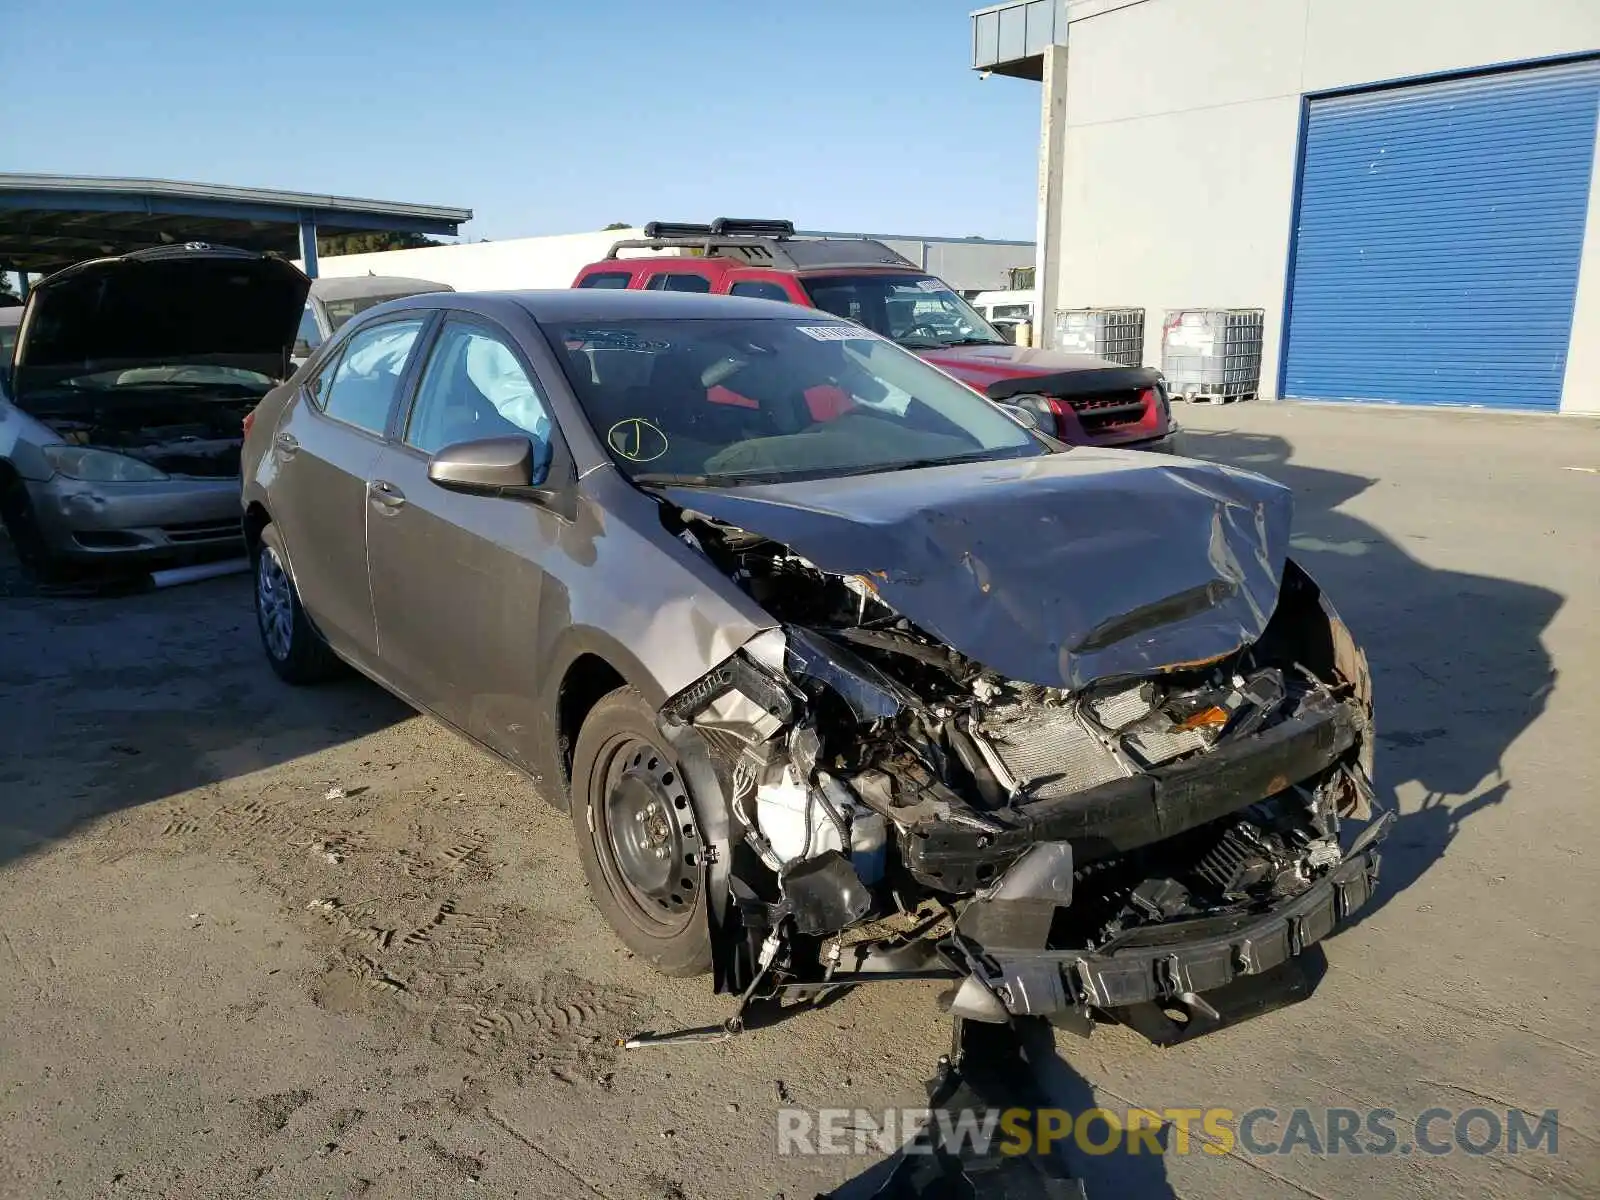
0 174 472 280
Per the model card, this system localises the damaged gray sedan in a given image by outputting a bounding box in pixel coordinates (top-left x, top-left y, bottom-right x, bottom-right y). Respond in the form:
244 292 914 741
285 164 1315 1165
242 289 1389 1043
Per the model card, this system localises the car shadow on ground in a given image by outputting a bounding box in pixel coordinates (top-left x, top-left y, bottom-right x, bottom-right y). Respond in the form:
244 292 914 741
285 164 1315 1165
1175 427 1561 929
823 1017 1164 1199
0 544 411 873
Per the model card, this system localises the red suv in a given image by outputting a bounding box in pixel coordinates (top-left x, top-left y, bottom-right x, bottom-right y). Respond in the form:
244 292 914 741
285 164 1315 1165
573 219 1174 450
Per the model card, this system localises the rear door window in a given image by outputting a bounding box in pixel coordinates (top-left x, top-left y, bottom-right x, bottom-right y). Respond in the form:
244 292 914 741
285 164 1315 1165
645 272 712 293
318 318 426 435
578 271 633 289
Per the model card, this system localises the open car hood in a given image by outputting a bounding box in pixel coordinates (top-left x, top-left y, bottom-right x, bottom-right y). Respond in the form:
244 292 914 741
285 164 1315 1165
9 245 311 401
658 449 1293 690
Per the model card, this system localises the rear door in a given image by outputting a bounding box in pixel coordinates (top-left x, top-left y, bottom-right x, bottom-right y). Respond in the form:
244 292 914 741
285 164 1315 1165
266 314 429 667
365 314 570 767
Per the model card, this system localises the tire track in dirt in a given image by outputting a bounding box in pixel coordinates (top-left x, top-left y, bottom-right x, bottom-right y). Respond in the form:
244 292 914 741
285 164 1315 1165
121 772 646 1082
432 971 643 1065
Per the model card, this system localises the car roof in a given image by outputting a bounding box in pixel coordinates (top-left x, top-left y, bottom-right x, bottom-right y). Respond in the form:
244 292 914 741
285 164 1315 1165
598 233 919 274
309 275 452 301
588 257 929 282
499 289 812 322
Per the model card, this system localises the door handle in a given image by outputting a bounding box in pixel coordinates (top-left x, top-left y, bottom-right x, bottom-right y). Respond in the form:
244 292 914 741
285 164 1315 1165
368 479 406 511
273 431 299 456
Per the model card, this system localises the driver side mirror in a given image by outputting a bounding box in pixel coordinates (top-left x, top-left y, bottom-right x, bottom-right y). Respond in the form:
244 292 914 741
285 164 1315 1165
428 435 551 497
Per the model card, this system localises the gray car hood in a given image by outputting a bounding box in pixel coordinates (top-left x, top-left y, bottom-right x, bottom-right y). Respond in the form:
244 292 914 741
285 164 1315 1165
10 245 310 401
658 449 1293 690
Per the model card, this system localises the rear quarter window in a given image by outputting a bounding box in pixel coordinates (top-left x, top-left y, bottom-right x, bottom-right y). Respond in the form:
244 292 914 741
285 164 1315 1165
578 271 633 289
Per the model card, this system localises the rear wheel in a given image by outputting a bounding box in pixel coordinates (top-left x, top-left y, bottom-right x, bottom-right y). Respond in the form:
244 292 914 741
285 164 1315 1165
570 687 713 977
253 523 341 684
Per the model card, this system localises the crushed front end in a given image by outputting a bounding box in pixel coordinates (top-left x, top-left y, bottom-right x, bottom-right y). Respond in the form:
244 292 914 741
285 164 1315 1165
636 454 1388 1049
653 489 1390 1043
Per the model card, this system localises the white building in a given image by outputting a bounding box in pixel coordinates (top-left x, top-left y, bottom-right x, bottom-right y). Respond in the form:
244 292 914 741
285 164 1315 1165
317 227 1034 297
975 0 1600 413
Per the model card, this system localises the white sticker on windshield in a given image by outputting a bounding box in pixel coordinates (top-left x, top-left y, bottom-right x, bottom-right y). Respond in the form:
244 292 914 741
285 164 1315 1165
915 279 945 292
796 324 871 342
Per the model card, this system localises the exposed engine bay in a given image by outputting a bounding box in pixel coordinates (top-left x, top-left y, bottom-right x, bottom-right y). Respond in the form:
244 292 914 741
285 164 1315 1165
36 395 252 478
644 500 1391 1043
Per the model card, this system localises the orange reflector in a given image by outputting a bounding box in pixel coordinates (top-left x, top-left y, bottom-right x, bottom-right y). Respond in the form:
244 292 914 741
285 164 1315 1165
1174 706 1229 732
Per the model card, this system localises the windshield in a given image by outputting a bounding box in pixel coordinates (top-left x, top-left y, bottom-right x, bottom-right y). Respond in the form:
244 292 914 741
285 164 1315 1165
546 318 1042 485
801 275 1008 350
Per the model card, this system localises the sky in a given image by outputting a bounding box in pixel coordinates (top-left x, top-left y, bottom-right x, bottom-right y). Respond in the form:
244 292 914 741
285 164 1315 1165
4 0 1043 244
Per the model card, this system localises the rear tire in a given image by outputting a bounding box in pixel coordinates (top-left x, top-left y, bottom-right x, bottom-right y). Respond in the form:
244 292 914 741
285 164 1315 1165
570 687 713 977
253 523 341 684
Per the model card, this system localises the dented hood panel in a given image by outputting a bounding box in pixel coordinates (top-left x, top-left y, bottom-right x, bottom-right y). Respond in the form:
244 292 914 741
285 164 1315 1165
659 449 1293 690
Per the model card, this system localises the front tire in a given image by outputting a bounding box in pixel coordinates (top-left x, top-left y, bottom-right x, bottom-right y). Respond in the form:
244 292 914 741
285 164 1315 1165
253 523 341 684
570 687 713 977
0 475 67 583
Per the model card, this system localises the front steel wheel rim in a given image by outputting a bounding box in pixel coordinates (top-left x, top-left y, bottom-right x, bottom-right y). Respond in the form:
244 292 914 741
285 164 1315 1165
256 545 294 661
593 735 702 935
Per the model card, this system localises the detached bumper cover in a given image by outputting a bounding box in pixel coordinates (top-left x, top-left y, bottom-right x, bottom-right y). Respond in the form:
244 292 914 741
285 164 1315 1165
964 817 1391 1020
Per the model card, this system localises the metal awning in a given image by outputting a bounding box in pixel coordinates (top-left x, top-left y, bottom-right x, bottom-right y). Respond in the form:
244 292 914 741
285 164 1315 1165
0 174 472 277
971 0 1068 80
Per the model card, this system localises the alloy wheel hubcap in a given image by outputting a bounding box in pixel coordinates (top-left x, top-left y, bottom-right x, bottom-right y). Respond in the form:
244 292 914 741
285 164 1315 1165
256 546 294 661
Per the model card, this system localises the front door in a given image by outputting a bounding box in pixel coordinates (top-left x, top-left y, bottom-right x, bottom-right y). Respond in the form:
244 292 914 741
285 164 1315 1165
267 314 428 666
366 316 565 769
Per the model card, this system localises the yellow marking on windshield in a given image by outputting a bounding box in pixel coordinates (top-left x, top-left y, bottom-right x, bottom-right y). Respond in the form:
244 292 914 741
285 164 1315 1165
607 417 669 463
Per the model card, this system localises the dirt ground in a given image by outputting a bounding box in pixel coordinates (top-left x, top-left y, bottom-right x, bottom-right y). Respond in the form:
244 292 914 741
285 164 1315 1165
2 400 1596 1199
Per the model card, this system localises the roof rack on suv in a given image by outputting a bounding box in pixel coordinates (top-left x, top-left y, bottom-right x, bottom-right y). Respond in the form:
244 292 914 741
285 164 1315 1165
606 217 917 272
640 218 796 239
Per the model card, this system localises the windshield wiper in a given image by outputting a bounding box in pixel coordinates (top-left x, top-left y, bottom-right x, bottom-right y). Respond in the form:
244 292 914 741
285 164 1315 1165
631 468 799 487
631 471 719 486
886 448 1022 473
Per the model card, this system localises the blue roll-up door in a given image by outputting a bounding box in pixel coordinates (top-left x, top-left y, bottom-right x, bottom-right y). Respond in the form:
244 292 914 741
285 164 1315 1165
1283 58 1600 410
